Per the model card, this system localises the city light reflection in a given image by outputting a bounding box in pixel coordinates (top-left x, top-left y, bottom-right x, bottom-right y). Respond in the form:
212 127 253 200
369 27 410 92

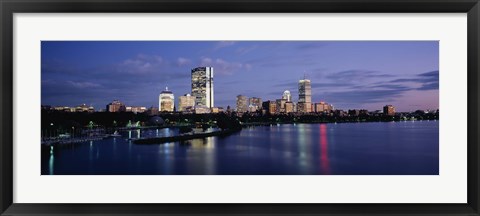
204 137 216 174
320 124 330 174
89 140 93 171
49 147 54 175
89 140 93 157
297 124 311 173
113 137 117 157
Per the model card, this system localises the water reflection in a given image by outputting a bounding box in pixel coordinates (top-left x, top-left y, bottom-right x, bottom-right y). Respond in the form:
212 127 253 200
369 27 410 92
49 146 54 175
89 140 94 171
185 137 217 174
160 143 172 174
89 141 93 158
113 137 117 158
297 124 310 174
319 124 330 174
41 122 439 175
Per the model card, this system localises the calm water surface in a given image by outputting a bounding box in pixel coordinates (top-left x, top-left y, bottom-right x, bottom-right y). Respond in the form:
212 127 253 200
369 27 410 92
41 121 439 175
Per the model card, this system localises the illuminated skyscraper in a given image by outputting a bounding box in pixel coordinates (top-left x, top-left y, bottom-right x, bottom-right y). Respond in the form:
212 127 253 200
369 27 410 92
285 101 294 113
159 87 174 112
315 102 332 113
383 105 396 116
248 97 262 112
282 90 292 102
106 100 126 112
178 94 195 112
276 98 287 113
298 78 312 113
191 67 214 108
236 95 248 113
262 100 277 114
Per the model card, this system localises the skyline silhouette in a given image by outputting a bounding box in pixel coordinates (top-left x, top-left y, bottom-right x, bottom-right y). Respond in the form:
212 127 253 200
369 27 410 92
41 41 439 112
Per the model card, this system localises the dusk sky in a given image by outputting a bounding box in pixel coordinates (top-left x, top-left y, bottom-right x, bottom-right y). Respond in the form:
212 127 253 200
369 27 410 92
41 41 439 112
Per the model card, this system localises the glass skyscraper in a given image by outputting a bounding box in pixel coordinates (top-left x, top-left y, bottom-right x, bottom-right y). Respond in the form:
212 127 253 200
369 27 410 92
236 95 248 113
191 67 214 108
298 78 312 113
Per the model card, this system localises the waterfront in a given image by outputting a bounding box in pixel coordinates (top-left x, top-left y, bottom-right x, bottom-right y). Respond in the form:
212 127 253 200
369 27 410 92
41 121 439 175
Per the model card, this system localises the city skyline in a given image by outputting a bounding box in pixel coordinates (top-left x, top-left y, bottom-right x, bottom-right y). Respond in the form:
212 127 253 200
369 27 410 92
42 41 439 112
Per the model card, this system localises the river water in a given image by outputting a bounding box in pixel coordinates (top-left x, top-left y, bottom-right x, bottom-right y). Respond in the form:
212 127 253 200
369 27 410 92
41 121 439 175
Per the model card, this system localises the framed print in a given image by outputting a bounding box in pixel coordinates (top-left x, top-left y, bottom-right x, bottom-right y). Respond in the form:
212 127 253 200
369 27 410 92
1 0 479 215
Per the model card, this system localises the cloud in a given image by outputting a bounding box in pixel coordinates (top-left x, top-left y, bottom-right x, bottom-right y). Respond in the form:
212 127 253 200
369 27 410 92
215 58 242 75
89 54 191 83
66 81 102 88
42 59 81 75
235 45 258 55
200 57 213 66
246 54 320 68
42 53 196 108
296 42 327 50
271 69 437 106
418 70 439 78
369 84 412 91
116 54 164 75
275 81 346 88
323 89 407 104
42 79 118 107
388 70 438 91
214 41 236 50
176 57 191 67
326 70 394 83
199 57 251 75
416 82 439 90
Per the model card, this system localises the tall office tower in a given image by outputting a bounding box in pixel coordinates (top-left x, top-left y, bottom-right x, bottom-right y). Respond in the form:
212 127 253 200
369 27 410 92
262 100 277 114
178 94 195 112
276 99 287 113
248 97 262 112
282 90 292 102
159 87 175 112
191 67 214 108
383 105 396 116
106 100 126 112
236 95 248 113
285 101 294 113
298 78 312 113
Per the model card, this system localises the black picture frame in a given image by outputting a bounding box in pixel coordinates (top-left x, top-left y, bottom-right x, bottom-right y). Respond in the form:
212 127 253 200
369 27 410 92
1 0 479 215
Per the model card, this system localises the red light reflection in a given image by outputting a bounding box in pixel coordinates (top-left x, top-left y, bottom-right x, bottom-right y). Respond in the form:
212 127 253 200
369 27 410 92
320 124 330 174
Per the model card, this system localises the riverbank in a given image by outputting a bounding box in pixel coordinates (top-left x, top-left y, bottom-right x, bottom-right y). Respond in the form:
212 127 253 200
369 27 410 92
134 128 241 145
240 118 437 127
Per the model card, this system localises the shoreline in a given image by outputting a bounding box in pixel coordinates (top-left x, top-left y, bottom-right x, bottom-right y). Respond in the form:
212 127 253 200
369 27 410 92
41 120 437 147
133 128 241 145
241 119 438 126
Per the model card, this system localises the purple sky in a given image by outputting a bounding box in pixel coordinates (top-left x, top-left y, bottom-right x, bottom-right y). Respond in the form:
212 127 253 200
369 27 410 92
41 41 439 112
